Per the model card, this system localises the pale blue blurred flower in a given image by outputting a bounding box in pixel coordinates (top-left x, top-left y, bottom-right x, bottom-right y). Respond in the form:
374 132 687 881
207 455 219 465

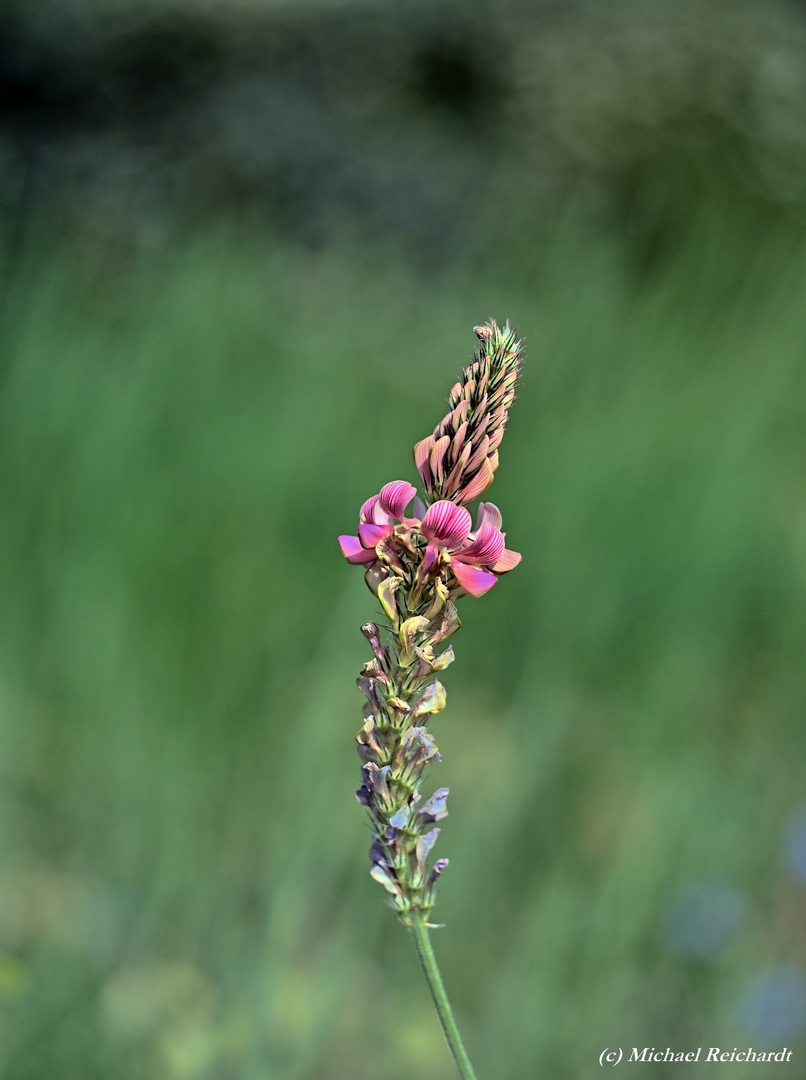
783 805 806 884
741 967 806 1040
662 882 746 959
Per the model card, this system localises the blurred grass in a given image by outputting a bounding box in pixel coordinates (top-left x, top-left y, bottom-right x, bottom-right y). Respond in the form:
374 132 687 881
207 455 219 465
1 193 806 1079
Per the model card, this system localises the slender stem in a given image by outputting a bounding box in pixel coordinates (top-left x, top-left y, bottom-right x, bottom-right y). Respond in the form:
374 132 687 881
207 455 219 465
409 915 479 1080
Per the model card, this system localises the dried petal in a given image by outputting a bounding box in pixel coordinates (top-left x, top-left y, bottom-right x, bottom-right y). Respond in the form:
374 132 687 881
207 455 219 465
361 622 385 658
423 579 449 619
426 858 449 889
400 616 429 655
431 645 454 671
357 726 384 764
415 828 441 873
390 804 411 829
369 838 387 865
364 763 392 803
418 787 449 823
377 576 400 628
387 696 410 713
427 599 461 643
356 676 381 711
375 536 404 574
412 681 447 717
370 862 403 898
396 727 441 772
414 644 454 672
364 563 389 595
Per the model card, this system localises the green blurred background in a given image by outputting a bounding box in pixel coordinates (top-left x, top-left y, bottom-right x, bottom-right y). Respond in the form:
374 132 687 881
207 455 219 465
2 1 806 1077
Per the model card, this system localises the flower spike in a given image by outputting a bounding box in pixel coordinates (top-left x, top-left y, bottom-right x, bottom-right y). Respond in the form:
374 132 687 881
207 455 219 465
338 320 525 1080
414 319 523 505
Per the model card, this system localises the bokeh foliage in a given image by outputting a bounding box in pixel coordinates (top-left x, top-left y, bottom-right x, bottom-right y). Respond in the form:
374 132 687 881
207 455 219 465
2 2 806 1078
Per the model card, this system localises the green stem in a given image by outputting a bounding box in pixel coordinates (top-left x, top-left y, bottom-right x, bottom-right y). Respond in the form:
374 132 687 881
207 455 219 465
409 915 479 1080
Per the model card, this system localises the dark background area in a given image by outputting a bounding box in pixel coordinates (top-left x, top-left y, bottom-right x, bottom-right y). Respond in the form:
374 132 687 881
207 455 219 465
2 2 806 1078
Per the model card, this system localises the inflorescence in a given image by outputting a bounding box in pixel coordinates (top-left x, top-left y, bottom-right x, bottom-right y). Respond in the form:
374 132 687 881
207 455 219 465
338 319 524 926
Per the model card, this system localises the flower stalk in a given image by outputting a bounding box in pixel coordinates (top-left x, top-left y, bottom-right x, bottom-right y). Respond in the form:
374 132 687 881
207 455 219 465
410 914 479 1080
338 319 524 1078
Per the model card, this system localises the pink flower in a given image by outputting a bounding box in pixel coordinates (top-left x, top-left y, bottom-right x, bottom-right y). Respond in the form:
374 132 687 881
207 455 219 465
421 500 521 597
339 483 520 598
338 481 418 565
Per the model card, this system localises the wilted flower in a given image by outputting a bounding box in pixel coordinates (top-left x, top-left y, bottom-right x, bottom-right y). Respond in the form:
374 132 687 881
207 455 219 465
337 480 419 566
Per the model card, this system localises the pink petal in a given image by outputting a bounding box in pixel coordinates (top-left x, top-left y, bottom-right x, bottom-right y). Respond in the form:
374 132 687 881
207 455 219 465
422 541 439 575
450 400 469 427
413 437 434 491
359 494 378 522
492 547 522 573
451 561 498 597
465 434 490 474
429 435 451 483
339 535 377 565
442 441 472 497
473 501 503 532
379 480 417 520
457 457 495 504
421 500 472 548
457 522 505 566
358 495 387 526
360 494 395 526
358 522 393 547
449 419 469 459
